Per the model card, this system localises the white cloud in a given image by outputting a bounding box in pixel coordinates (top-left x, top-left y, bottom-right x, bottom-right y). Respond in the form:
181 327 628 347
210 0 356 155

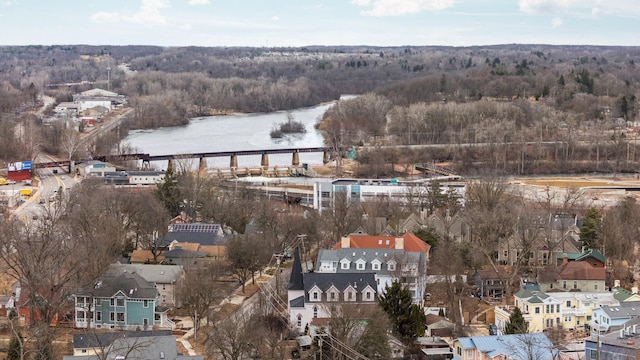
518 0 579 14
91 0 168 26
551 16 563 27
271 15 280 21
519 0 640 17
354 0 455 17
188 0 210 4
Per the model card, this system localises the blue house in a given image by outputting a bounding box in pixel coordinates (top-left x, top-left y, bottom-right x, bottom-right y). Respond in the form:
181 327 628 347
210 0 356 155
74 270 173 330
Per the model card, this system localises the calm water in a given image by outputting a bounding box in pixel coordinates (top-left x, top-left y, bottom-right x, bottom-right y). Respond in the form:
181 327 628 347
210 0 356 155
123 101 340 169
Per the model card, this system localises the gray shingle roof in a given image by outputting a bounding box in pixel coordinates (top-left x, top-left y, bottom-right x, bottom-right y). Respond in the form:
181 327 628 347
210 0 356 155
106 264 183 284
315 248 425 275
92 272 158 300
303 272 377 301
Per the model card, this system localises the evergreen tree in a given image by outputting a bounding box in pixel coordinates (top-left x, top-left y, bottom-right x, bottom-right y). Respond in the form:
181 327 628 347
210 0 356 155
7 331 23 360
580 207 601 250
154 166 182 216
504 306 528 334
379 280 426 342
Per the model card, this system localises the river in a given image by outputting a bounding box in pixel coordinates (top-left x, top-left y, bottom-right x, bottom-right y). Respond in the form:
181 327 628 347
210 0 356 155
123 100 342 169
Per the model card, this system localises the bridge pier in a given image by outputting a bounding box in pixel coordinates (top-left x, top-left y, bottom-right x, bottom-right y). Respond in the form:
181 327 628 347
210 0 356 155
261 153 269 169
230 155 238 169
167 159 175 172
323 151 331 164
199 157 207 172
292 150 300 166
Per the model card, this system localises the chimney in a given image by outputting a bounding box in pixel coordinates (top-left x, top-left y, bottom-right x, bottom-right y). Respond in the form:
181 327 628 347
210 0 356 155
615 280 621 288
562 253 568 265
395 237 404 250
633 287 638 295
341 236 350 248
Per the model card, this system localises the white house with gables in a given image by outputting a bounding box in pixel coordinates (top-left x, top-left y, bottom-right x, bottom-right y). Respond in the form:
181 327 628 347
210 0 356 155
287 248 378 333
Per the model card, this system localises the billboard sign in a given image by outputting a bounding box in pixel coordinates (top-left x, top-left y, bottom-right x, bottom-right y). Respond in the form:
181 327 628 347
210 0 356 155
7 161 32 172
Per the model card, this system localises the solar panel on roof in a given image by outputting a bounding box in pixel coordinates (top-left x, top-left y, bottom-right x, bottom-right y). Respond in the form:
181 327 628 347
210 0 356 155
168 223 221 233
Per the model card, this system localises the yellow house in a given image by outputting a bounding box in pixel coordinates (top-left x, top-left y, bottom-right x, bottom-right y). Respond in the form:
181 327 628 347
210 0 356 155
495 289 618 333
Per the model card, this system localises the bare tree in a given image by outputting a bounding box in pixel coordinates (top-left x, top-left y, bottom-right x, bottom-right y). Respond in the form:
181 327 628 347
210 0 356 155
59 127 83 161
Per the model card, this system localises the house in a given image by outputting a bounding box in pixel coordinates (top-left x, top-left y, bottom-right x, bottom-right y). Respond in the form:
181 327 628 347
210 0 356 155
332 232 431 260
417 336 453 360
106 264 184 307
16 286 67 327
163 223 228 262
74 271 173 330
315 247 427 305
591 302 640 335
496 213 583 267
585 317 640 360
162 246 208 267
494 289 618 333
288 248 378 333
424 314 454 337
536 261 606 293
554 249 606 267
62 329 202 360
453 333 569 360
472 268 510 300
426 211 471 243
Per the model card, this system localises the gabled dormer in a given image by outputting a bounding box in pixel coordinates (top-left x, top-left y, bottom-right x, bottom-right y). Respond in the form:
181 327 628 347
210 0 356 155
309 285 323 302
339 258 351 270
361 285 376 302
327 285 340 302
355 258 367 271
344 285 357 302
387 260 397 272
371 258 382 271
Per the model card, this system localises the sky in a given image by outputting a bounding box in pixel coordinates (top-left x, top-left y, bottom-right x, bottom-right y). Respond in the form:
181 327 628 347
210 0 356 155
1 0 639 47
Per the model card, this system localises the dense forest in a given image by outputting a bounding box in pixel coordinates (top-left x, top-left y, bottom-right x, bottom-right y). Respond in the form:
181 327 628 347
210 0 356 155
1 44 640 175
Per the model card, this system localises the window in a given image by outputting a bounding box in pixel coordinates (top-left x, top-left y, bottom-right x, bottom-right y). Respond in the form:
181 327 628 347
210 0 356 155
388 263 396 271
365 291 372 300
357 262 365 270
546 305 550 313
297 314 302 327
116 298 124 307
557 304 560 313
525 305 529 313
594 282 598 290
467 350 473 359
117 312 125 322
372 263 380 270
562 281 567 290
341 262 349 270
313 306 318 318
162 284 166 290
312 292 319 300
348 292 354 301
457 348 462 356
330 292 336 301
590 350 597 360
110 312 115 321
503 250 508 257
566 301 571 307
573 281 577 289
143 300 149 308
77 310 85 320
96 311 102 321
110 298 115 306
535 307 540 314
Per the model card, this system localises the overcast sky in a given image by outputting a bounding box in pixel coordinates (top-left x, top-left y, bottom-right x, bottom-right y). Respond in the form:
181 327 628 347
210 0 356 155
1 0 639 47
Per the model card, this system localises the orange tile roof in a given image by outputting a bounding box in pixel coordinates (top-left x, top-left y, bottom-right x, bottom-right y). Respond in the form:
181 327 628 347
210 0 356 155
332 232 430 254
557 261 606 281
199 245 227 258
